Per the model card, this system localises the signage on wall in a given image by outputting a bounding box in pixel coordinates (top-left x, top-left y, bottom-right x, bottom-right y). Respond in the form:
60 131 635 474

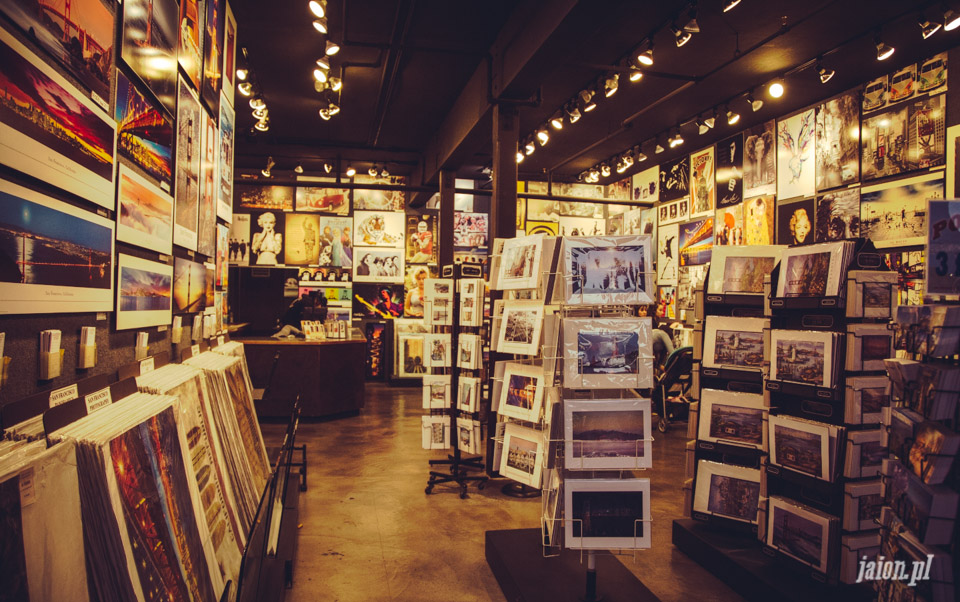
926 199 960 295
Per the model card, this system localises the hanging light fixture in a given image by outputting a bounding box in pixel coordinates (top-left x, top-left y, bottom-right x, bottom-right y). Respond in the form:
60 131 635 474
672 24 692 47
635 148 648 162
616 157 627 174
747 92 763 112
253 107 268 119
768 79 784 98
945 8 960 31
262 157 275 177
312 18 328 33
696 117 709 135
326 101 340 116
669 127 684 148
325 40 340 56
550 111 564 130
524 138 536 156
380 166 390 177
637 41 654 66
578 88 597 112
919 18 942 38
683 7 700 33
254 120 269 132
704 110 716 130
313 68 327 83
628 67 643 83
294 164 304 174
238 82 253 96
536 126 549 146
655 140 665 154
817 61 835 84
875 33 895 60
564 102 582 124
316 56 331 70
250 97 266 110
603 73 619 98
723 0 741 12
515 151 524 163
622 152 634 169
309 0 326 18
727 107 740 125
323 162 333 173
318 108 331 120
345 165 356 177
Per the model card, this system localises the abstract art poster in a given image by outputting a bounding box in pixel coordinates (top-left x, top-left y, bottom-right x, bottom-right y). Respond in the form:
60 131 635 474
777 108 816 200
743 195 775 245
743 120 776 197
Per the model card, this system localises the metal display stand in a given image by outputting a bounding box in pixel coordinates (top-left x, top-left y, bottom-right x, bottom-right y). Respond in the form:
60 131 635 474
425 263 488 498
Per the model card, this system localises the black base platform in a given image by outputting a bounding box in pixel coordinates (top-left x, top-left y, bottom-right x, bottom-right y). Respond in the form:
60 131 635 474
672 519 873 602
485 528 660 602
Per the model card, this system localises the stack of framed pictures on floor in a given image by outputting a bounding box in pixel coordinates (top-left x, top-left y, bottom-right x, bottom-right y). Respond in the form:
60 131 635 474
491 233 655 554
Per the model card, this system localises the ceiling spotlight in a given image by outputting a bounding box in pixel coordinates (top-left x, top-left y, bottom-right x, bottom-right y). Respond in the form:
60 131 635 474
704 111 716 129
380 166 389 177
945 8 960 31
515 151 524 163
564 102 582 124
236 68 248 81
345 165 356 177
875 34 895 61
669 129 684 148
696 118 709 135
316 56 331 70
600 163 611 178
536 127 549 146
329 77 342 91
250 97 266 111
368 165 379 177
252 107 268 119
323 162 332 173
294 164 304 174
261 157 275 177
622 152 634 169
524 139 536 155
314 80 329 92
309 0 326 19
578 88 597 112
723 0 741 12
628 68 643 82
313 68 327 83
603 73 619 98
318 108 331 120
655 142 665 154
616 158 627 174
747 93 763 112
920 19 942 38
637 42 654 66
672 24 692 47
325 40 340 56
636 150 648 162
326 102 340 116
683 8 700 33
238 82 253 96
550 111 564 130
254 120 269 132
727 108 740 125
312 18 328 33
817 61 835 84
768 79 784 98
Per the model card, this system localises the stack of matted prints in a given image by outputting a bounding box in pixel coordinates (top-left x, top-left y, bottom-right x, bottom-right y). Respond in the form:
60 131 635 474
183 351 271 532
769 329 843 390
707 246 784 297
49 393 225 602
775 240 857 299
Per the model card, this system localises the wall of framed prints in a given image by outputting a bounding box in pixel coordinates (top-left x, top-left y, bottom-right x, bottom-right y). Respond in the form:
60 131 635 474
0 0 237 403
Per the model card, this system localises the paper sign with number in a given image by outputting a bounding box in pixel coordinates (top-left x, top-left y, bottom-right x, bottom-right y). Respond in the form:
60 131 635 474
927 199 960 295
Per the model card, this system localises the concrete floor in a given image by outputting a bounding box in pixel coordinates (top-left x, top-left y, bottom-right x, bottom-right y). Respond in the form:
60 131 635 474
261 384 745 602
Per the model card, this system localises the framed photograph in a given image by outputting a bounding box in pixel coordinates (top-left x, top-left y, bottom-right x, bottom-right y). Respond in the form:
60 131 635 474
353 174 405 211
117 163 174 254
425 333 451 368
676 265 708 312
656 223 679 285
249 211 285 266
564 478 651 550
228 214 250 265
0 28 117 209
422 375 450 409
694 460 762 524
743 194 775 244
769 414 831 479
815 187 860 242
558 216 604 237
282 214 321 266
744 120 776 197
714 202 743 246
698 389 767 450
218 97 235 221
421 415 449 450
177 0 202 88
777 109 816 200
200 0 225 114
0 178 114 314
767 496 832 572
353 247 404 283
702 316 768 371
660 155 690 202
707 246 782 295
690 147 715 217
632 165 659 203
497 300 544 356
121 0 178 114
716 134 744 208
498 362 546 423
678 218 713 266
562 235 653 305
222 2 237 107
457 417 482 454
354 210 405 248
197 109 219 257
458 376 480 413
815 92 860 191
776 241 850 298
844 376 890 425
564 398 651 470
116 253 172 330
116 71 174 188
174 77 201 250
562 317 653 389
398 334 427 377
861 172 943 248
776 197 815 246
295 176 349 215
770 329 837 388
846 324 893 371
498 234 544 290
238 185 294 210
405 213 438 264
173 257 207 314
458 332 481 369
453 213 488 250
500 422 545 488
861 94 945 182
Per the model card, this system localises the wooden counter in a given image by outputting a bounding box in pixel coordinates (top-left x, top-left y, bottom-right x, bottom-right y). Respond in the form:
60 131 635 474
238 334 366 419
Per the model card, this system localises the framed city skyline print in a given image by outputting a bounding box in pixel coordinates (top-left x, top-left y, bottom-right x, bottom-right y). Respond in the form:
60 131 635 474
116 253 172 329
116 70 174 188
0 27 116 209
116 163 173 254
498 362 546 423
0 177 114 314
562 317 653 389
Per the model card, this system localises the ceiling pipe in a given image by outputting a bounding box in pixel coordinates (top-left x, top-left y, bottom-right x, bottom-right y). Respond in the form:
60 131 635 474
370 0 416 146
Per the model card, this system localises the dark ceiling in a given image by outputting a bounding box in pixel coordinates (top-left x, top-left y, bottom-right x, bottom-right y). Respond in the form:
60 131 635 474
232 0 960 185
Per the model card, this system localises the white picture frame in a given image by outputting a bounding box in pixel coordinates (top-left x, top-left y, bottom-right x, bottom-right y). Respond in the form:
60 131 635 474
698 389 767 451
353 247 404 283
768 414 831 480
353 210 405 248
767 495 832 573
425 334 451 368
458 375 480 413
564 478 651 550
421 415 450 450
561 235 654 305
693 460 762 524
776 241 850 298
770 329 837 389
500 422 545 488
562 318 653 389
498 234 544 290
564 398 652 470
845 323 893 372
498 362 546 423
397 334 428 377
846 271 897 319
707 246 784 295
702 316 768 372
116 253 173 330
116 163 174 254
421 375 450 409
458 333 481 370
497 300 545 356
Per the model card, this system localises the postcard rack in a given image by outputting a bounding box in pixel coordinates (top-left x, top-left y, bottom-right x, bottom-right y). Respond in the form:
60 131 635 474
424 262 488 498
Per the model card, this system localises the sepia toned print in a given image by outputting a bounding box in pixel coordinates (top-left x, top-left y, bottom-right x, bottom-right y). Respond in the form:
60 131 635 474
571 410 645 459
709 404 764 445
774 424 824 476
722 256 775 294
771 505 824 568
781 252 830 297
121 0 179 113
708 474 761 522
775 339 825 386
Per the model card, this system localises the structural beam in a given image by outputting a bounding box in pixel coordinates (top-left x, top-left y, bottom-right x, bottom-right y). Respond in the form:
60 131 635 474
438 170 456 266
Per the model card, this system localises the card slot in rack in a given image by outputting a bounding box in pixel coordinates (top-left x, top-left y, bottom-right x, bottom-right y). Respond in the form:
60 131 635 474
773 395 846 427
765 466 845 517
704 292 765 309
693 440 764 467
691 509 759 535
700 365 764 385
766 379 843 402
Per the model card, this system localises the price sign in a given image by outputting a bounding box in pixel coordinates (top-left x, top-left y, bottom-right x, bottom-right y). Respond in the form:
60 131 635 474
926 199 960 295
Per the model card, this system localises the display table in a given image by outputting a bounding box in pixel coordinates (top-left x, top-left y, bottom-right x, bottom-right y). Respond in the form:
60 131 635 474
237 332 366 419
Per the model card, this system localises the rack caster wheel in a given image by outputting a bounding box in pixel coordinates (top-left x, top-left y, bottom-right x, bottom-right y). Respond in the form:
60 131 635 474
459 485 468 499
425 486 433 495
657 417 667 433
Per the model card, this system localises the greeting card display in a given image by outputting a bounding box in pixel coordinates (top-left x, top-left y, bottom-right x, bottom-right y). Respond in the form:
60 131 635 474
560 235 653 305
698 389 767 450
694 460 762 524
564 398 651 470
562 318 653 389
707 246 783 296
